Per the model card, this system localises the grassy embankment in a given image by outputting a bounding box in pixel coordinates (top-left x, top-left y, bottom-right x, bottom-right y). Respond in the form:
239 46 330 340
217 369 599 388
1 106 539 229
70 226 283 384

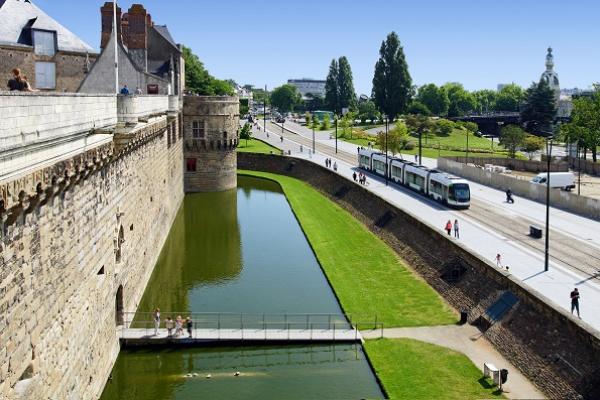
237 138 279 154
238 170 502 399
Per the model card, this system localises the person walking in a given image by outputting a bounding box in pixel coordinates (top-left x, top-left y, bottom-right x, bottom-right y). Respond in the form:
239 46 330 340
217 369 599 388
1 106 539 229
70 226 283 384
353 171 357 182
506 188 514 204
175 315 183 337
495 253 502 268
445 220 452 236
453 219 460 238
186 317 193 338
333 161 337 172
153 308 161 336
165 317 174 337
414 154 418 163
571 288 581 318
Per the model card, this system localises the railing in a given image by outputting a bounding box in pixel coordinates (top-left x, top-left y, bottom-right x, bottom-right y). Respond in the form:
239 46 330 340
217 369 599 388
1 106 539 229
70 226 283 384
120 311 384 340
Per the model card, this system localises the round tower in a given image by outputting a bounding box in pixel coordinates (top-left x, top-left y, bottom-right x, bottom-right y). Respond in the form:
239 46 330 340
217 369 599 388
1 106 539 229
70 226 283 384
183 96 239 192
540 47 560 103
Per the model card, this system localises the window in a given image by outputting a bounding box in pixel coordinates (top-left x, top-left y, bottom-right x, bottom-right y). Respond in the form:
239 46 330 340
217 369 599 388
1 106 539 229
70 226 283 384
33 30 56 56
186 158 197 172
35 62 56 89
192 121 205 138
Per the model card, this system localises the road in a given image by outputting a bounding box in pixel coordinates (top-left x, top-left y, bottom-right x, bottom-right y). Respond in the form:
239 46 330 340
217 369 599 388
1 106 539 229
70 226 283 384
249 119 600 332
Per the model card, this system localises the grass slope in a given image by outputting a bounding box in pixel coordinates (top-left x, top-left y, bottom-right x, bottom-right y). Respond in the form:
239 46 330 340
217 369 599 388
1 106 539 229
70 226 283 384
237 138 279 154
238 170 456 327
365 338 504 399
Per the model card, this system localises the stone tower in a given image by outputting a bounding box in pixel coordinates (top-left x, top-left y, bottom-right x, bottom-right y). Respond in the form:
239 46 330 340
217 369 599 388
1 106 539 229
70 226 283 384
540 47 560 103
183 96 240 192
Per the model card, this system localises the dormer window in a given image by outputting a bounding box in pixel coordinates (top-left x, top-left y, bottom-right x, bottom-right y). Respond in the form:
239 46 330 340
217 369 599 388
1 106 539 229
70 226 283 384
33 30 57 56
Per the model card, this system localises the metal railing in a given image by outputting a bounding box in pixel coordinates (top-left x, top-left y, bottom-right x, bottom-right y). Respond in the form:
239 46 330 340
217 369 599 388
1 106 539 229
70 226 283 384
119 311 384 340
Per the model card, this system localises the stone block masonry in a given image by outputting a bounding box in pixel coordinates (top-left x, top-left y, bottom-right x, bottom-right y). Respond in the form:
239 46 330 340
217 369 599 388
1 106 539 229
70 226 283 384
0 115 183 399
239 152 600 400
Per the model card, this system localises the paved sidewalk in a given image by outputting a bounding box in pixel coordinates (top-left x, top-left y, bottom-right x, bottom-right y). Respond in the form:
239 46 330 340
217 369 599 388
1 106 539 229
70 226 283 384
251 121 600 334
361 324 545 399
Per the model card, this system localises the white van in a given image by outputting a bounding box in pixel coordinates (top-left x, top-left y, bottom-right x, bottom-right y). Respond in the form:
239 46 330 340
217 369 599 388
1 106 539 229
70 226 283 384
531 172 576 191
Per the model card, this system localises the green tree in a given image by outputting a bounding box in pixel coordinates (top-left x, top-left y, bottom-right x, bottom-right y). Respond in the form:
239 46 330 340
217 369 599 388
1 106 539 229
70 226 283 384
304 112 312 127
325 59 340 113
436 119 455 136
443 83 476 117
521 80 557 135
416 83 449 116
372 32 412 119
499 124 526 158
495 84 524 112
321 114 331 130
408 101 432 116
473 89 497 113
182 46 234 95
252 88 269 104
270 84 301 113
375 121 410 156
562 92 600 162
305 93 324 111
523 135 544 160
312 113 321 130
239 122 253 147
338 56 357 112
358 100 380 123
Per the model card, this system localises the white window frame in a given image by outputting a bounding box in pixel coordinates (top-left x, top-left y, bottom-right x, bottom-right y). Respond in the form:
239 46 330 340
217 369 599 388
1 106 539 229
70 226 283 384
33 30 57 56
35 62 56 89
192 120 205 138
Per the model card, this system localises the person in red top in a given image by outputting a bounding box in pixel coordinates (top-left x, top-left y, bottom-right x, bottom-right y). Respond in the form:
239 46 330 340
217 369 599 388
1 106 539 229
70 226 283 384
445 220 452 236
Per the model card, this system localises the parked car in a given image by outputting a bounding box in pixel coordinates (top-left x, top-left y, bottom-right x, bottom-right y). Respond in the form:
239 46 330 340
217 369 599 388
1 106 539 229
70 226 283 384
531 172 576 191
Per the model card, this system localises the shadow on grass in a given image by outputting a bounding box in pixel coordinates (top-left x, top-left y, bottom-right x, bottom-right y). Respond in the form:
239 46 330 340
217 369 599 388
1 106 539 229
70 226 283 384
477 377 504 397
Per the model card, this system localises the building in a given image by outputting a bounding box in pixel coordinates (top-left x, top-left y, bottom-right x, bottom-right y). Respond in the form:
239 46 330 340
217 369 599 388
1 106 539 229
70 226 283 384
0 0 97 92
539 47 572 119
79 2 184 96
287 78 326 98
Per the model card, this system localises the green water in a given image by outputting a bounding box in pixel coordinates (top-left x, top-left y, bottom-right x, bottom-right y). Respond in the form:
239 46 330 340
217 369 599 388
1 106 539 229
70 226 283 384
101 175 383 399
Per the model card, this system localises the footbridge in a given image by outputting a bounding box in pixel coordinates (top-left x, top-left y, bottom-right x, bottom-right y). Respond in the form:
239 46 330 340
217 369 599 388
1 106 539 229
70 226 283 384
118 312 383 347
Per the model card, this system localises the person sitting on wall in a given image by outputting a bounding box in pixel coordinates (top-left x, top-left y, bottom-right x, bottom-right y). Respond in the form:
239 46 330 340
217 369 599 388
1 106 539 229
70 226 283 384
120 85 130 95
7 68 22 91
135 87 143 95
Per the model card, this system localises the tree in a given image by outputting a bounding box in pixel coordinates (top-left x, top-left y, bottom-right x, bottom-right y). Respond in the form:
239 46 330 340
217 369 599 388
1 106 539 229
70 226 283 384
372 32 412 119
436 119 455 136
495 84 524 112
473 89 497 114
321 114 331 130
252 88 269 104
357 100 380 123
325 59 340 113
338 56 357 112
521 80 557 136
499 124 526 158
443 83 476 117
523 135 544 160
305 93 324 111
416 83 449 116
312 114 321 130
270 84 301 113
408 101 432 116
375 121 410 156
562 92 600 162
182 46 234 95
239 122 253 147
304 112 312 127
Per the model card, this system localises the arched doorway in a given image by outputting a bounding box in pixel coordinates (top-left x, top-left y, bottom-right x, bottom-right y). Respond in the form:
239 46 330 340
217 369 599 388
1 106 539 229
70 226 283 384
115 285 124 326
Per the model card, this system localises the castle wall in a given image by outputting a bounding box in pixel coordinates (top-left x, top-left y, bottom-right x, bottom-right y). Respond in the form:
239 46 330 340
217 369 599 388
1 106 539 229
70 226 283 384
182 96 239 192
0 115 183 399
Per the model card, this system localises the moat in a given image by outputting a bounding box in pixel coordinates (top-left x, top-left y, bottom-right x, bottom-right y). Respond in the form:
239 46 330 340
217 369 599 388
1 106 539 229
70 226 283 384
100 175 383 399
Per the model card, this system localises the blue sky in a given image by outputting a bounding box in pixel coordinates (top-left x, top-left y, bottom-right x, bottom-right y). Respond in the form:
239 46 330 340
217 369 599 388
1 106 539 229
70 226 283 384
36 0 599 94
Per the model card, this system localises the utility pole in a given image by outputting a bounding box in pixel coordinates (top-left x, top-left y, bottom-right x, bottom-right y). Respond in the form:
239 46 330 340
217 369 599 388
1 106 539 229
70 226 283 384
312 113 315 153
335 114 338 154
577 140 582 196
544 136 552 272
418 129 422 165
263 85 267 135
113 0 118 94
466 129 470 163
385 115 389 186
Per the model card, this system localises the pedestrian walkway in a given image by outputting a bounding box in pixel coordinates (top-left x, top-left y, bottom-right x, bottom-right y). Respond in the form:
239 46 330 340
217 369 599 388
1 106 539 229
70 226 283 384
251 120 600 334
361 324 545 399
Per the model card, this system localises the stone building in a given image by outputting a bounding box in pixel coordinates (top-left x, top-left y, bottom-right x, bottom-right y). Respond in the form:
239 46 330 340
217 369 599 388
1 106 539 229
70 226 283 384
0 0 97 92
183 96 240 192
540 47 571 119
78 2 184 96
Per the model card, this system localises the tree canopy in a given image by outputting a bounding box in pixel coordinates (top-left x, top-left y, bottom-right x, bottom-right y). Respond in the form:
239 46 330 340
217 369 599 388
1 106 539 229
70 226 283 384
495 84 524 112
357 99 380 123
270 84 301 113
416 84 449 116
182 46 234 96
372 32 412 119
325 59 340 113
443 83 476 117
521 80 557 136
499 124 527 158
561 89 600 161
338 56 357 112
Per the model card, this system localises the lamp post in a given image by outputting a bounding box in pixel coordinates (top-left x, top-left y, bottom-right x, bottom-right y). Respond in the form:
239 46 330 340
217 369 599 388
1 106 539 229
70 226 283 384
544 134 553 272
577 140 582 196
418 129 422 165
312 113 316 153
335 114 338 154
466 128 470 163
384 114 389 186
263 85 267 135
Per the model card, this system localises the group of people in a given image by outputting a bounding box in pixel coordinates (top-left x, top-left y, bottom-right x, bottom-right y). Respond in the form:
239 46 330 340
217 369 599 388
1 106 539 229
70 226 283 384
324 158 337 171
444 219 460 238
353 171 368 185
153 308 193 338
7 68 34 92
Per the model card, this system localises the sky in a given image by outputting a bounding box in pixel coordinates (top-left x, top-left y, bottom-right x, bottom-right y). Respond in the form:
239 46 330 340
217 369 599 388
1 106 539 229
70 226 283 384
35 0 600 95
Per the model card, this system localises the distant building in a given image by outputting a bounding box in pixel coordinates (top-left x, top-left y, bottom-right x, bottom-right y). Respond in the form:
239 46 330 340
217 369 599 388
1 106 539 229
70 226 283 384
539 47 571 119
79 2 184 96
288 78 326 98
0 0 97 92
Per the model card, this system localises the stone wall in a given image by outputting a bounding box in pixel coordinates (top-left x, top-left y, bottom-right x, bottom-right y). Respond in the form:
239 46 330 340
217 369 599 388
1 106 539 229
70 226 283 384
438 157 600 220
183 96 239 192
238 152 600 400
565 156 600 176
443 156 570 173
0 46 98 93
0 117 183 399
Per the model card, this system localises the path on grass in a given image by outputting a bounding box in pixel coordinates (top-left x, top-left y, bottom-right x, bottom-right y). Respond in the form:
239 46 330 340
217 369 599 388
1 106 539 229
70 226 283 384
361 324 544 399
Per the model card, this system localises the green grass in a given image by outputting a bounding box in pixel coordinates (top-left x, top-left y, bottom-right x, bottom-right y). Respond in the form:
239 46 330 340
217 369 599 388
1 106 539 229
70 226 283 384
238 170 456 327
236 138 279 154
365 338 504 400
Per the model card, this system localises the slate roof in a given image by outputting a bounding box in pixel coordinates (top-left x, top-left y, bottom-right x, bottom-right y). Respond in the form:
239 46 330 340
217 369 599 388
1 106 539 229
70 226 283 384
0 0 95 53
152 24 179 51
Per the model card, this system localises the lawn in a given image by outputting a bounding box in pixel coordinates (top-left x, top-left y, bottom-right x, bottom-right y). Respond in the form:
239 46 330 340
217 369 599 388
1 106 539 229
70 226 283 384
365 338 504 400
236 138 279 154
238 170 456 327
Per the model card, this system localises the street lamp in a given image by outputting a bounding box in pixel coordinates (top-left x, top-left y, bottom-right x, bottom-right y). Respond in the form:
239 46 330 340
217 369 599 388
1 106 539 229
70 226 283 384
544 134 553 272
312 112 316 153
384 114 389 186
466 128 470 163
335 114 338 154
263 84 267 135
418 129 422 165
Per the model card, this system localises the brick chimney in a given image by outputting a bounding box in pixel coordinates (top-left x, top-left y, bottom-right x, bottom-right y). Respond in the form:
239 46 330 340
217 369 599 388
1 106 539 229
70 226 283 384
127 4 149 72
121 13 130 47
100 2 122 49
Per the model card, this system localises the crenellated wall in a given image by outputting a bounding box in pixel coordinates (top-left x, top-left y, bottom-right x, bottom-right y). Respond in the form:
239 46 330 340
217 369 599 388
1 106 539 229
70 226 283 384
0 99 184 399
